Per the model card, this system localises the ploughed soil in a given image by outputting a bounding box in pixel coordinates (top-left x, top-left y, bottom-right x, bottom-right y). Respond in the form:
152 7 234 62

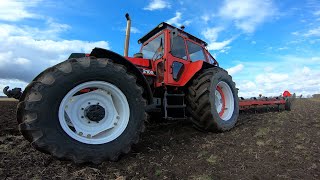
0 99 319 179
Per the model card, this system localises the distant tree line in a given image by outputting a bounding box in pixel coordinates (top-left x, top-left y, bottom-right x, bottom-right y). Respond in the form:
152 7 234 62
313 94 320 99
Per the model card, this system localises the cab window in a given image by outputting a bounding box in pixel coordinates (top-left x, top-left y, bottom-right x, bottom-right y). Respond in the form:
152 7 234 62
171 36 187 60
141 33 164 60
187 41 206 62
207 52 216 64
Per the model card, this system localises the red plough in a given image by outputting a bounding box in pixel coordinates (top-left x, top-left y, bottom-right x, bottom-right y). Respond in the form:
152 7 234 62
239 90 293 112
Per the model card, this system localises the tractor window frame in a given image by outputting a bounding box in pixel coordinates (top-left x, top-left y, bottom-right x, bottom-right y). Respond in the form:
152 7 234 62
141 32 165 60
186 40 207 62
206 50 217 65
170 35 188 60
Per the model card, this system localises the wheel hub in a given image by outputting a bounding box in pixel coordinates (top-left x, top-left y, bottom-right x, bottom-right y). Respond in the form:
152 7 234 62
84 104 106 122
59 81 130 144
214 81 235 121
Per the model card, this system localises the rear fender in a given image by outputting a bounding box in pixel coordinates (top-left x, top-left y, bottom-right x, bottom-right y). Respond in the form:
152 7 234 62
180 61 217 86
90 48 153 104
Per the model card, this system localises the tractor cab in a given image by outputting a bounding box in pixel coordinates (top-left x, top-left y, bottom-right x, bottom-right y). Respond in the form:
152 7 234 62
126 22 218 87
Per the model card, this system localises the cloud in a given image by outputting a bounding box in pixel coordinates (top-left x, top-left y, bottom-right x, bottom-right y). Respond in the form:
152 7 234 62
233 56 320 97
207 39 233 51
0 1 110 96
0 20 71 40
236 80 257 97
303 27 320 37
0 32 109 82
201 15 210 23
143 0 170 11
237 70 319 98
219 0 275 33
122 26 141 34
302 66 311 75
227 64 244 75
166 12 182 27
167 12 181 26
201 27 235 51
277 47 288 51
166 12 191 27
130 27 141 34
0 0 40 21
202 27 224 42
314 10 320 16
255 73 289 83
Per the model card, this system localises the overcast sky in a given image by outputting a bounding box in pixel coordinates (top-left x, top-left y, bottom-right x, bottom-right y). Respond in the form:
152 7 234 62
0 0 319 97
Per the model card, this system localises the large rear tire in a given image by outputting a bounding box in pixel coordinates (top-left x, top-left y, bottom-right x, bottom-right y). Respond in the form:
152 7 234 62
17 57 147 163
186 67 239 132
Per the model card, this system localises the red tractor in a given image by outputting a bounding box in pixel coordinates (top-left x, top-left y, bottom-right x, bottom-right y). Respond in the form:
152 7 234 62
5 14 289 163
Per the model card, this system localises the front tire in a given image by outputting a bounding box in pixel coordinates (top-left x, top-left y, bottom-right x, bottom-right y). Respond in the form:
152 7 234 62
17 57 147 163
186 67 239 132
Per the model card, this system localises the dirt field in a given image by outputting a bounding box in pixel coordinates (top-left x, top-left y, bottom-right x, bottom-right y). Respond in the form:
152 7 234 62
0 99 319 179
0 98 17 102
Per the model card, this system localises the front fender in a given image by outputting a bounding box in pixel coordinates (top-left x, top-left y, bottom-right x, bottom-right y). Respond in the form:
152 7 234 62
90 48 153 104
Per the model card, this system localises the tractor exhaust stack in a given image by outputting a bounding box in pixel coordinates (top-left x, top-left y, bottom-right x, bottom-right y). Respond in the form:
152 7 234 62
124 13 131 57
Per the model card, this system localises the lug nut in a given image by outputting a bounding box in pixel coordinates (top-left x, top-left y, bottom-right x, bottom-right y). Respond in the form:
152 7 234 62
79 132 83 136
81 116 84 118
116 116 120 120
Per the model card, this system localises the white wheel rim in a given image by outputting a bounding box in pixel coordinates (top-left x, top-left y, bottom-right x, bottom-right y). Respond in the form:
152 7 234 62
58 81 130 144
215 81 234 121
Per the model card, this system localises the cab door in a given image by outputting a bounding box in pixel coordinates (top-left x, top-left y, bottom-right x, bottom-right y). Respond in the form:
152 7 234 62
166 33 191 85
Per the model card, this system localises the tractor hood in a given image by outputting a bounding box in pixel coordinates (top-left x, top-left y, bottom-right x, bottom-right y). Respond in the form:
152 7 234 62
126 57 151 68
126 57 155 76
